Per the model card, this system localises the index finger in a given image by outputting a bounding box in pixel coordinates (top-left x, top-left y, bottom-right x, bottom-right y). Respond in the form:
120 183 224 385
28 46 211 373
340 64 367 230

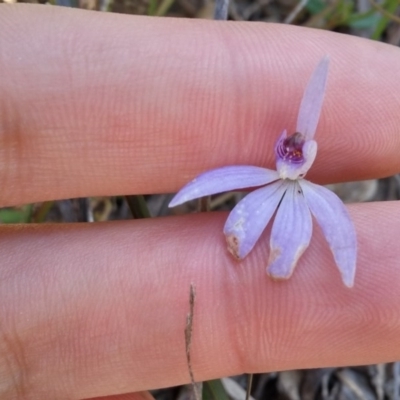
0 5 400 207
1 203 400 399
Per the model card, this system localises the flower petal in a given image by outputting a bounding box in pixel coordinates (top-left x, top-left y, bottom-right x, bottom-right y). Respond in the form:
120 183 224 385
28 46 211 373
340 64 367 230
296 56 329 140
169 166 279 207
300 180 357 287
224 180 286 259
267 181 312 280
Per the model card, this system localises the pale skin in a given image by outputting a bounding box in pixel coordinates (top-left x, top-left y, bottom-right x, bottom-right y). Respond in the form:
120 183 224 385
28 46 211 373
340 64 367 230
1 4 400 400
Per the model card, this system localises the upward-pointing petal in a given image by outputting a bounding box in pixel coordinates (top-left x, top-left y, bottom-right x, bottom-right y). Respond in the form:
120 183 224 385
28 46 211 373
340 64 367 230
169 166 279 207
300 180 357 287
296 56 329 140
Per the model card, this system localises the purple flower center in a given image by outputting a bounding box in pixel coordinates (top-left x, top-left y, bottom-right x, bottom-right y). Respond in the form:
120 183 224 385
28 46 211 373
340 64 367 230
277 132 305 163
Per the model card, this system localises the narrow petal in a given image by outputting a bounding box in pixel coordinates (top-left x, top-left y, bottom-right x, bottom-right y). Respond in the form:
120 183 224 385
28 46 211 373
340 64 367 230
169 166 279 207
267 181 312 280
224 180 286 259
296 56 329 140
300 180 357 287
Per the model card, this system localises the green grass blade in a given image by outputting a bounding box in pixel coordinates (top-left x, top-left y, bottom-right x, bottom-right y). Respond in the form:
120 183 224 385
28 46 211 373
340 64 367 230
202 380 230 400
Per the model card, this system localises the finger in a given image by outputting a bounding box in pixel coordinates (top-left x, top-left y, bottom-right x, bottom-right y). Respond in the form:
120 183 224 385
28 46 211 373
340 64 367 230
86 391 155 400
1 202 400 399
1 6 400 206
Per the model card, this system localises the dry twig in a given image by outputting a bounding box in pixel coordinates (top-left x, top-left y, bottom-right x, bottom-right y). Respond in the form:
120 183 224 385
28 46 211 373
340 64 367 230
284 0 308 24
185 284 202 400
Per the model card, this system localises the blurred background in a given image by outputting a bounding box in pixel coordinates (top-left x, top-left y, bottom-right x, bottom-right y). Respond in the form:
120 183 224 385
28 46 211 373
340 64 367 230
1 0 400 398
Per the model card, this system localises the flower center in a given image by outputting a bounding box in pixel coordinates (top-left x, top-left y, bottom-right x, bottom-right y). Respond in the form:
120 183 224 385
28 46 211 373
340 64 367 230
277 132 305 163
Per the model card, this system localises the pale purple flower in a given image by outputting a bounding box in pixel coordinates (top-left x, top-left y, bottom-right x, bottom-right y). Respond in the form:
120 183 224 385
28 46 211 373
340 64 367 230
169 57 357 287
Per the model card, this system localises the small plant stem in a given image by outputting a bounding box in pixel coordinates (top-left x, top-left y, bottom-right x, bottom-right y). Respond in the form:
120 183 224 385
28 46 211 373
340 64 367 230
284 0 308 24
394 362 400 400
369 0 400 23
185 284 202 400
31 201 54 223
155 0 176 16
246 373 253 400
198 197 210 212
214 0 229 20
148 0 158 15
125 195 151 219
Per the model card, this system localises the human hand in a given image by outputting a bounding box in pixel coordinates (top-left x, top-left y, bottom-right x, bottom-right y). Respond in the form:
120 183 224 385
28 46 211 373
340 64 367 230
1 5 400 400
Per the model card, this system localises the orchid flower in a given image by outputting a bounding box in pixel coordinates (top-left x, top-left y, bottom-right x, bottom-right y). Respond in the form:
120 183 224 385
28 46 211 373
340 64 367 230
169 57 357 287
